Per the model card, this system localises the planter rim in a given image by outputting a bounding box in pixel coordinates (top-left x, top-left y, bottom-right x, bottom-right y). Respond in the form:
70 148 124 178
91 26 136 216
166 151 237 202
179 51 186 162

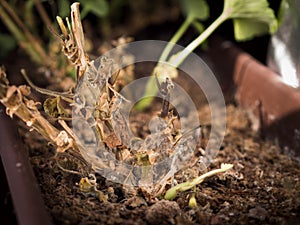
209 37 300 158
0 108 53 225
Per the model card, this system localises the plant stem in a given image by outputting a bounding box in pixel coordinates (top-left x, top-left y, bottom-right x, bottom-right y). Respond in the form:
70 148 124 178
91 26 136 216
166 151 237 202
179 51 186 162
179 163 233 192
170 12 228 68
0 5 42 64
159 18 191 62
0 69 61 143
192 21 205 33
0 0 51 67
135 19 191 111
164 164 233 200
21 70 73 103
136 13 229 111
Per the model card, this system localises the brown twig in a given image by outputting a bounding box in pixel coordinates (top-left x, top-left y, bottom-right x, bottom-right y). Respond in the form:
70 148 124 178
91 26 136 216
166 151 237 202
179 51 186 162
21 69 73 103
0 67 73 152
56 3 89 79
71 2 89 78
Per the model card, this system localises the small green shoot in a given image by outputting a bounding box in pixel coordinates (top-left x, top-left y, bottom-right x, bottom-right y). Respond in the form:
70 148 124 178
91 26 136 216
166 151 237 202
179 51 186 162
136 0 278 110
188 193 197 208
188 186 197 208
164 163 233 200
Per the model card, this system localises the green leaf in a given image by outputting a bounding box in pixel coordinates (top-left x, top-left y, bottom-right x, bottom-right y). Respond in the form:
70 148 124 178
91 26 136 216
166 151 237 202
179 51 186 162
58 0 70 18
233 18 271 41
80 0 109 19
179 0 209 21
224 0 278 41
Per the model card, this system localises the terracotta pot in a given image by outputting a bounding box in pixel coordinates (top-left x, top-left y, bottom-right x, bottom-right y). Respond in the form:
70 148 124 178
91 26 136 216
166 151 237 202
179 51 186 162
209 37 300 158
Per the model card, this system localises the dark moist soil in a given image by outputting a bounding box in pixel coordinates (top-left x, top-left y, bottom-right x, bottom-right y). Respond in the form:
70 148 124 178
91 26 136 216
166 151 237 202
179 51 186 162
2 4 299 222
3 40 300 225
20 101 300 225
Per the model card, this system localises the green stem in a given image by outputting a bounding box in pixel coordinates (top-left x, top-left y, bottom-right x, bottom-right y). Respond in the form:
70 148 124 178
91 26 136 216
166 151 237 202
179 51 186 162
164 164 233 200
159 18 192 62
0 5 42 64
170 12 229 68
0 0 51 67
192 21 205 33
134 18 191 111
135 12 229 111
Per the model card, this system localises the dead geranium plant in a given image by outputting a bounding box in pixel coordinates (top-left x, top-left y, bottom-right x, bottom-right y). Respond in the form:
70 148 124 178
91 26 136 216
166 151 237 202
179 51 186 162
0 2 233 206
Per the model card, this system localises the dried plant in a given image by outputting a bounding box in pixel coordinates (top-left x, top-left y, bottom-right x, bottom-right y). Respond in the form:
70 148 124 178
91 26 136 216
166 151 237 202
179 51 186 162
0 2 234 204
55 3 193 190
0 67 73 154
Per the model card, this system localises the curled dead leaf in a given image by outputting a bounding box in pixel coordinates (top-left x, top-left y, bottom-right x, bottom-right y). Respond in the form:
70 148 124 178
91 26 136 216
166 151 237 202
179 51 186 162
55 130 73 153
